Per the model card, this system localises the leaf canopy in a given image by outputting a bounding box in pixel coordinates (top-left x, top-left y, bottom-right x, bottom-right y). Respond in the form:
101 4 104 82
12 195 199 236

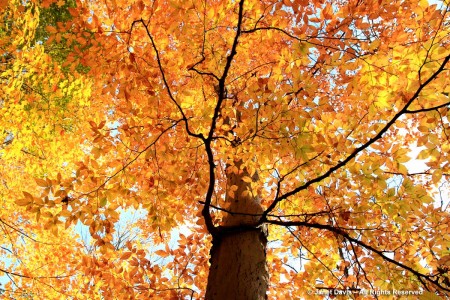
0 0 449 298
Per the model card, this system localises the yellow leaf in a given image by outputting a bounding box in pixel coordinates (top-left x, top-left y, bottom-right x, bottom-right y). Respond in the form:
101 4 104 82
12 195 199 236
242 176 252 183
374 91 392 108
432 169 442 184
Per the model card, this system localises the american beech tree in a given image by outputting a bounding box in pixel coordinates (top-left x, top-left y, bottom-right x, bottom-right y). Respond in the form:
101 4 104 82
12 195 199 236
1 0 450 299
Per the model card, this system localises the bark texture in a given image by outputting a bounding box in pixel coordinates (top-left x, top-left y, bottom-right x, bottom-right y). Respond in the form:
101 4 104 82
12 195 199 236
205 161 269 300
205 229 268 300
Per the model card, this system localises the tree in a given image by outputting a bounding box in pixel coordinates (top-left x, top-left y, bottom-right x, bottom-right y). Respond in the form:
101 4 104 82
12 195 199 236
1 0 450 299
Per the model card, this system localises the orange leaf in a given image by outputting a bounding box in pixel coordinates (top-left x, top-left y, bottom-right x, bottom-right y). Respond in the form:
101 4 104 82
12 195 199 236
154 250 169 258
120 252 133 260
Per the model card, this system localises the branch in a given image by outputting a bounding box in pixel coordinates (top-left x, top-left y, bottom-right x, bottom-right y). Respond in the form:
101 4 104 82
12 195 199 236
286 226 345 286
242 26 366 58
0 218 58 245
348 240 376 291
0 267 74 280
260 54 450 222
133 284 197 299
20 149 46 160
188 55 220 81
404 101 450 114
187 7 220 81
201 0 246 236
198 200 261 217
134 19 204 140
265 219 450 292
83 119 183 197
208 0 245 140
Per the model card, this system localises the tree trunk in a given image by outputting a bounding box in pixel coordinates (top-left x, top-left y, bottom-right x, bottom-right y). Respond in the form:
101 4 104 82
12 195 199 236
205 161 269 300
205 229 268 300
